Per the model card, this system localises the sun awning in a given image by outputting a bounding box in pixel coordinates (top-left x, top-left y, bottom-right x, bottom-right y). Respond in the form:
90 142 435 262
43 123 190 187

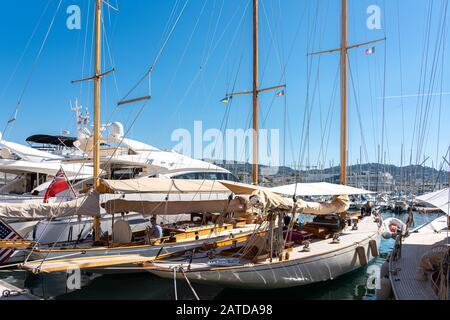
98 178 231 194
26 134 77 147
218 181 265 195
269 182 374 197
417 188 449 215
103 198 247 216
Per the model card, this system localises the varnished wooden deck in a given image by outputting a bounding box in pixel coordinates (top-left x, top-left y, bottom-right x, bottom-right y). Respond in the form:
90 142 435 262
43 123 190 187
390 216 449 300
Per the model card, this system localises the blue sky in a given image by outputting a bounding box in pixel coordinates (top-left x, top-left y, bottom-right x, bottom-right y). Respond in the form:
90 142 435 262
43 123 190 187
0 0 449 170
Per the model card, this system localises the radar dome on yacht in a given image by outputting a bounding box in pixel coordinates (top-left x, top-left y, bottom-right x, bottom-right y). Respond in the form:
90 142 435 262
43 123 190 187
77 127 91 140
109 122 124 138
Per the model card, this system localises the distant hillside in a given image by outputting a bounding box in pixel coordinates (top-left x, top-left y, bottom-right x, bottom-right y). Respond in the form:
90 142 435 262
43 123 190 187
204 159 449 192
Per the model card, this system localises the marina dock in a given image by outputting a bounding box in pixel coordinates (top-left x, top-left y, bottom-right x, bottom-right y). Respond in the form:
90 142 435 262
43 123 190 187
389 216 449 300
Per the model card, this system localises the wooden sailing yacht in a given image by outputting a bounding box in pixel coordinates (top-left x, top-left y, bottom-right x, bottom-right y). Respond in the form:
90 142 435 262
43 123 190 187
144 0 385 290
3 0 383 285
0 0 260 273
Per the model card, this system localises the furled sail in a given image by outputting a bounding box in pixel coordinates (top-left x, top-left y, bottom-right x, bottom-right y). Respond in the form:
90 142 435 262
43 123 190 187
301 195 350 215
246 189 350 215
0 192 99 220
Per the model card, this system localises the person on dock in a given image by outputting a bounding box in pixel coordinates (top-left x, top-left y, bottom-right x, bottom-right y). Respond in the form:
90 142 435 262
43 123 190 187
361 201 372 217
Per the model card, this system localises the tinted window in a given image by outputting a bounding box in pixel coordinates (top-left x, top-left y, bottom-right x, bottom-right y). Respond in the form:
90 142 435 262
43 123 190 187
173 172 238 181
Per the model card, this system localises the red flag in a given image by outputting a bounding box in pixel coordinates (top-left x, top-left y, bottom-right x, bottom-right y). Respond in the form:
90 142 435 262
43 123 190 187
44 168 70 203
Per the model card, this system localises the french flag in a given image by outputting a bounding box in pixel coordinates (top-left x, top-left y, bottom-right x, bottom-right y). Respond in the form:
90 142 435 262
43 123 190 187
365 47 375 55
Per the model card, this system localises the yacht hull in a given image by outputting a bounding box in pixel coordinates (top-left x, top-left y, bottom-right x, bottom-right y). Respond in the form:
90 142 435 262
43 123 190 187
24 228 254 274
150 225 382 289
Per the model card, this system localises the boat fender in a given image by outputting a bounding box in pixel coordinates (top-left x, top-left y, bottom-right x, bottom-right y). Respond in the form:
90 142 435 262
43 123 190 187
369 240 379 257
376 277 392 300
356 246 368 266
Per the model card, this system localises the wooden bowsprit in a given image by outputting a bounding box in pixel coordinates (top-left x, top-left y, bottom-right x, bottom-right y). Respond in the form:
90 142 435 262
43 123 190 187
0 240 35 249
19 254 156 273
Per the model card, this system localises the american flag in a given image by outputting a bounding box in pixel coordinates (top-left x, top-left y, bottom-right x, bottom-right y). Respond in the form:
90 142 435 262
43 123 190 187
0 219 21 265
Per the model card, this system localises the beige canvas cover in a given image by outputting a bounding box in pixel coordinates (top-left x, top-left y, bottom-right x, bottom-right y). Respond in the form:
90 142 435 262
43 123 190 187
246 189 349 215
98 178 231 194
0 192 99 220
103 197 247 216
246 189 294 212
219 181 265 195
301 195 350 215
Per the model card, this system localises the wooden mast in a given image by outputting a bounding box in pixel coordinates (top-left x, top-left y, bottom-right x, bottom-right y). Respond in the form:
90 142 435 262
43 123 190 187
252 0 259 185
93 0 102 242
340 0 348 186
309 0 383 186
222 0 284 185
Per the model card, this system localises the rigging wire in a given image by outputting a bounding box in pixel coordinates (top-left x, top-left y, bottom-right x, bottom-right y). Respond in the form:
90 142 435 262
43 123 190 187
417 0 448 165
2 0 64 138
120 0 190 103
162 0 208 103
0 0 51 105
348 57 369 165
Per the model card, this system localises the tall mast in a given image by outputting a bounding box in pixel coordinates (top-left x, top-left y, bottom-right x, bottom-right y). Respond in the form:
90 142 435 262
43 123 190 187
252 0 259 185
93 0 102 242
340 0 348 186
224 0 284 185
308 0 383 187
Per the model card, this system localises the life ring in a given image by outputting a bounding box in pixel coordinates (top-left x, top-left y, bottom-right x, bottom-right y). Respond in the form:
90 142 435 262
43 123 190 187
383 218 407 236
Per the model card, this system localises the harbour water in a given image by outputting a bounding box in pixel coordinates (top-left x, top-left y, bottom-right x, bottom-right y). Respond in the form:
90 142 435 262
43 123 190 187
0 211 442 300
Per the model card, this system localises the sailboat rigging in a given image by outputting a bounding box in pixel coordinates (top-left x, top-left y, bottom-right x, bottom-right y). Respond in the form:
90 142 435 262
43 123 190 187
143 0 385 290
222 0 285 185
